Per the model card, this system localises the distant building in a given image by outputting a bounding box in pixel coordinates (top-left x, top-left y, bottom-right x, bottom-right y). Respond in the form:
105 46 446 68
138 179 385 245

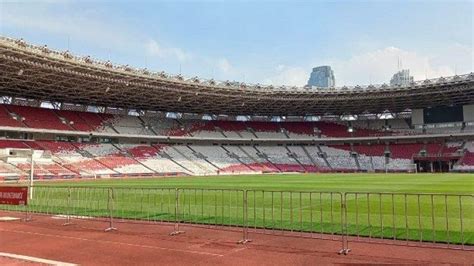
390 69 414 86
307 66 335 88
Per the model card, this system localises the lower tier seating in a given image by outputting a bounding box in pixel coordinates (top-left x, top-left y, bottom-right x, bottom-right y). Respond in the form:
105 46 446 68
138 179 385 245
0 140 472 179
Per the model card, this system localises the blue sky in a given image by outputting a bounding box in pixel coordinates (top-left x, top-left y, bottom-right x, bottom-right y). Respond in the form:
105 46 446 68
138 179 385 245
1 0 472 86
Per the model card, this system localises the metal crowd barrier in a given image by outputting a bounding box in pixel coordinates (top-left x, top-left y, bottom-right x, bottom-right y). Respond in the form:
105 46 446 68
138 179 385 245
342 192 473 251
0 186 472 253
244 190 346 252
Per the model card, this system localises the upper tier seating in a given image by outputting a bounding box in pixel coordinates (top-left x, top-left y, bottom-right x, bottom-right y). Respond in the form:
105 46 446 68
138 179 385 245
314 122 350 138
247 121 279 132
79 111 113 131
186 121 227 138
56 110 95 131
141 117 182 136
352 120 385 132
108 115 155 135
314 121 382 138
353 144 386 156
246 122 285 139
6 105 71 131
0 105 24 128
2 104 472 139
282 122 316 136
389 143 423 159
213 121 248 138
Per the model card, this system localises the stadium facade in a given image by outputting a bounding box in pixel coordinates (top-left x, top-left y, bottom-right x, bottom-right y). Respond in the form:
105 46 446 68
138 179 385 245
0 36 473 180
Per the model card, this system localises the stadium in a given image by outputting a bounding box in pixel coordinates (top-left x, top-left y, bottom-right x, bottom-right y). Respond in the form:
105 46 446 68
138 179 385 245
0 30 473 265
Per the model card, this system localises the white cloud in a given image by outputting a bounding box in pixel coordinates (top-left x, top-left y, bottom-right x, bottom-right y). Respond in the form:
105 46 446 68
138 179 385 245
2 2 191 62
325 46 471 86
260 45 471 87
217 58 232 73
262 65 309 86
429 43 473 75
1 3 134 51
146 40 191 62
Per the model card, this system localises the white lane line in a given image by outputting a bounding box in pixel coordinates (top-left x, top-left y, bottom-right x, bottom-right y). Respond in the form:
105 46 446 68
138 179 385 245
51 215 93 220
0 252 77 266
0 229 225 257
0 217 21 221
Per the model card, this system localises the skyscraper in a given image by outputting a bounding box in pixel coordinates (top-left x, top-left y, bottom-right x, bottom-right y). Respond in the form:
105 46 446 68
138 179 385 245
390 69 414 86
307 66 335 88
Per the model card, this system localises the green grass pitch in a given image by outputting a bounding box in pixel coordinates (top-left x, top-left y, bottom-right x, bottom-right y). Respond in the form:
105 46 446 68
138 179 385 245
3 173 473 245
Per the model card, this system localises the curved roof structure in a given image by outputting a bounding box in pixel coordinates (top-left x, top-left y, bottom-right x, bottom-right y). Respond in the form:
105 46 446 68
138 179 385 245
1 36 473 116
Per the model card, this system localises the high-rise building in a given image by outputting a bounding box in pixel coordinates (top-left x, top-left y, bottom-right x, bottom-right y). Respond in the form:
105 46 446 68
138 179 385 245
307 66 335 88
390 69 414 86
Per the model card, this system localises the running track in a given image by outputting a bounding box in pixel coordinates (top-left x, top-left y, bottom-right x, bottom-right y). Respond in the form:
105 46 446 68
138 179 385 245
0 212 472 265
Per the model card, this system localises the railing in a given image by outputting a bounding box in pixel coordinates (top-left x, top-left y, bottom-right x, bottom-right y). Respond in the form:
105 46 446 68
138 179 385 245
245 191 343 237
0 186 472 253
343 192 473 251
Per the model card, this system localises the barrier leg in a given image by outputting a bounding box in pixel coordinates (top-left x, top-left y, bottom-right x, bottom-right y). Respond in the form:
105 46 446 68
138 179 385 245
23 204 31 222
105 188 117 232
338 195 350 255
63 187 73 226
238 226 252 244
170 189 184 236
238 190 251 244
22 186 32 222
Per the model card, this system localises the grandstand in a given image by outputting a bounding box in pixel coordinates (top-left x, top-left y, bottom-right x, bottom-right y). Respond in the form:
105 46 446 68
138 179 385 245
0 36 473 181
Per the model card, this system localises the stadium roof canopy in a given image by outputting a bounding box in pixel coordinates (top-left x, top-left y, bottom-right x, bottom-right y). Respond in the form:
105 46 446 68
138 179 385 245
1 36 473 117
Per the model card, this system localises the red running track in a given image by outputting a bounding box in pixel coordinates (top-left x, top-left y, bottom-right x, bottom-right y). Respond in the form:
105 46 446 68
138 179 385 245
0 212 472 265
0 256 45 266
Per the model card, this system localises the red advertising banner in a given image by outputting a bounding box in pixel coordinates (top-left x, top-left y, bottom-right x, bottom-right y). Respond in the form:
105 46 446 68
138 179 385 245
0 187 28 205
